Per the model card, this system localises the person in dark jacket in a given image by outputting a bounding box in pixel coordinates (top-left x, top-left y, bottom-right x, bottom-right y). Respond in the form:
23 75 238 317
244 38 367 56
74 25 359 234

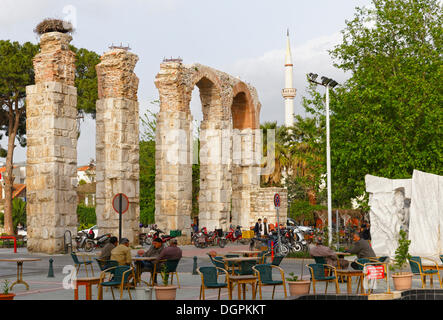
99 236 118 261
360 222 371 240
346 232 376 270
253 218 262 236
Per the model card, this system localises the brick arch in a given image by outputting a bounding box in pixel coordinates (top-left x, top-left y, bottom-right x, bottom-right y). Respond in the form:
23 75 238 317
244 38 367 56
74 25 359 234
231 82 258 130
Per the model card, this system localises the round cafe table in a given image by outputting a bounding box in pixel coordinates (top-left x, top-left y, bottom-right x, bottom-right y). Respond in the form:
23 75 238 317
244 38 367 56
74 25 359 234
0 258 41 290
335 252 351 269
132 256 157 286
222 256 261 275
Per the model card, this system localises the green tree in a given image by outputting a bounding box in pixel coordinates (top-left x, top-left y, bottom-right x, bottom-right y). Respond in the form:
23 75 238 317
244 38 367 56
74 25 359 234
70 46 100 118
305 0 442 206
260 121 290 187
0 40 100 234
139 108 157 225
0 40 38 235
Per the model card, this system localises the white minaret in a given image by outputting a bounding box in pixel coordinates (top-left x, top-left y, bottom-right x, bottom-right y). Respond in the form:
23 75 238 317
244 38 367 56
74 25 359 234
282 29 296 127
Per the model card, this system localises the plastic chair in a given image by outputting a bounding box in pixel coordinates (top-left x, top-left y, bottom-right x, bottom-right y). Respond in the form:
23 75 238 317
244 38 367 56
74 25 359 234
252 264 287 300
223 254 241 274
95 258 118 272
208 254 225 268
237 260 257 276
207 254 227 275
257 250 269 264
409 256 442 288
98 265 135 300
307 263 340 294
151 259 181 288
355 258 387 294
271 255 285 266
313 256 327 264
197 266 230 300
71 252 94 276
373 256 388 263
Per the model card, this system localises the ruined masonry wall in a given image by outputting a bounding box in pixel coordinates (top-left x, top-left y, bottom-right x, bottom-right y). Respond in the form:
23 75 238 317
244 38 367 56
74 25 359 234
26 32 78 254
95 49 140 244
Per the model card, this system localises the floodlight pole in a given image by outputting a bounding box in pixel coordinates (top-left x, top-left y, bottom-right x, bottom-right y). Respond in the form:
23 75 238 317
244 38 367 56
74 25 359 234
308 73 336 247
325 84 332 247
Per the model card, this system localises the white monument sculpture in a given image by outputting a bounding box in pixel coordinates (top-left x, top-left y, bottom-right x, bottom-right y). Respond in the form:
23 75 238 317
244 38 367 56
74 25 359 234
366 169 443 262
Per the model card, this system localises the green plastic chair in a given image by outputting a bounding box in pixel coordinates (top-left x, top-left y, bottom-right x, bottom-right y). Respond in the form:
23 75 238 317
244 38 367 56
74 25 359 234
257 250 269 264
95 258 118 272
71 252 94 276
307 263 340 294
353 258 372 271
98 265 135 300
271 255 285 266
374 256 388 263
313 256 327 264
207 254 226 271
224 254 240 273
197 266 230 300
409 256 442 288
152 259 181 288
237 260 257 276
252 264 287 300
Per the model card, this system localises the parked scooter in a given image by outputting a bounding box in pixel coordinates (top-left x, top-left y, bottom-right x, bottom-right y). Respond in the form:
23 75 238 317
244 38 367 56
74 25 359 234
152 227 176 245
139 224 157 246
225 225 248 244
75 230 111 252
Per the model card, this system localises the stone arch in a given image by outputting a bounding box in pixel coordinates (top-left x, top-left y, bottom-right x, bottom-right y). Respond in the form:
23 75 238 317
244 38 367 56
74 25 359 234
154 61 263 235
231 85 257 130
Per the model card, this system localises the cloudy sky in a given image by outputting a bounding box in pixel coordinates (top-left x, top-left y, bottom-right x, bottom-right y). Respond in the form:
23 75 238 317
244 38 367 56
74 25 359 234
0 0 372 165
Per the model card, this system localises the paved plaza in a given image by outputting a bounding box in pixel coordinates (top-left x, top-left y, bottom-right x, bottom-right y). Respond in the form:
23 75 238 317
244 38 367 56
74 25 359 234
0 243 433 300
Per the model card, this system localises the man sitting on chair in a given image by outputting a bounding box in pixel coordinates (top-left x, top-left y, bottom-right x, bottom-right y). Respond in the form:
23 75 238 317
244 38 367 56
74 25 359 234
345 232 376 270
309 237 349 269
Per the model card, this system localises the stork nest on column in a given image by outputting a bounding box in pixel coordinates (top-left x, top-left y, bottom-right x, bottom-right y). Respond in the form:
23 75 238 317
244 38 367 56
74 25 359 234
34 18 75 35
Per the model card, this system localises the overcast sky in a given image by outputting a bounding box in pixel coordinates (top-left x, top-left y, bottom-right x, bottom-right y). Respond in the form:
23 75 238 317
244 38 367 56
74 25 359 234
0 0 373 165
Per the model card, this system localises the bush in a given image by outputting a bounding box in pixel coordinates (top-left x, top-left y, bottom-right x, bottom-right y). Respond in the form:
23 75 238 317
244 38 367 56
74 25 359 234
77 204 96 227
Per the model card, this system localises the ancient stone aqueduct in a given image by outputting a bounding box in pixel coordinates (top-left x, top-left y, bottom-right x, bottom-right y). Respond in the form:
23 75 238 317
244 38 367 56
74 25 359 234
25 31 287 254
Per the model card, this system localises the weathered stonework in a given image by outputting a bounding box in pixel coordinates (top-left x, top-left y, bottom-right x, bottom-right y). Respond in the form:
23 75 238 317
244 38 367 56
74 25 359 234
26 32 78 254
250 188 288 226
155 61 282 234
95 49 140 244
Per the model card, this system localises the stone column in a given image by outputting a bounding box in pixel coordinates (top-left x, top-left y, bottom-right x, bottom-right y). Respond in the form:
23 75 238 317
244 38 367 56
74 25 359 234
95 49 140 244
26 32 78 254
154 62 193 236
231 128 261 228
199 119 232 231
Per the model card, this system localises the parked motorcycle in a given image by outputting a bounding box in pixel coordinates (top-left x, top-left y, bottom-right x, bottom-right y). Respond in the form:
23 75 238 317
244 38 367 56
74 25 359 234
75 231 90 251
282 228 307 253
152 227 176 245
225 225 248 244
75 231 111 252
139 223 157 246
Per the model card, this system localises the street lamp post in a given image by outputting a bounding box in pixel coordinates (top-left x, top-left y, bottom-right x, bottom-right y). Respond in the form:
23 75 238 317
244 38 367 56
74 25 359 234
308 73 338 246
